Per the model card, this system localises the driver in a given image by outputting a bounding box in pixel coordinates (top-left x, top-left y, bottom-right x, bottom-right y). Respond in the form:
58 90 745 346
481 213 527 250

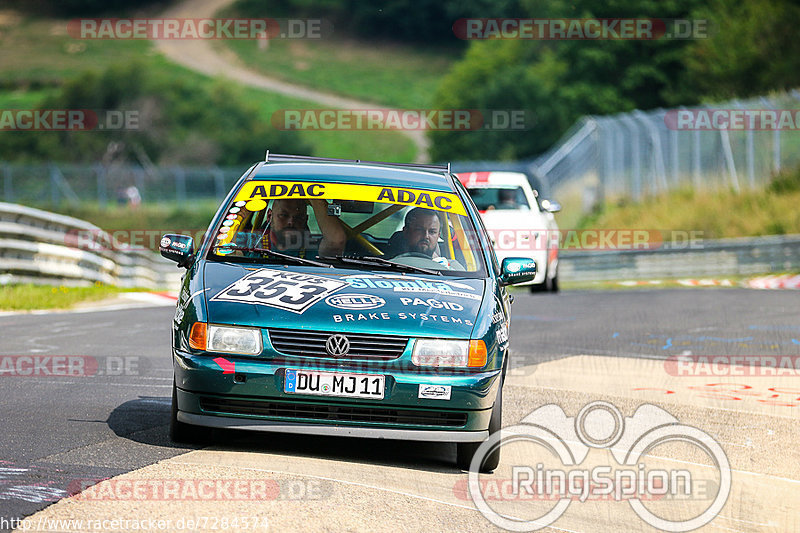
401 207 442 256
389 207 463 269
261 199 346 257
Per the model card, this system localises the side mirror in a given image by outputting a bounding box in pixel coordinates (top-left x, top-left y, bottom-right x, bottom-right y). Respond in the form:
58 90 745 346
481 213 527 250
540 199 561 213
499 257 537 286
160 234 194 268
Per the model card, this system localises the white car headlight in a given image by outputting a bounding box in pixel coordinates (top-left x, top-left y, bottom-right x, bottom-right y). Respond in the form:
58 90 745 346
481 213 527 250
412 339 487 367
207 325 262 355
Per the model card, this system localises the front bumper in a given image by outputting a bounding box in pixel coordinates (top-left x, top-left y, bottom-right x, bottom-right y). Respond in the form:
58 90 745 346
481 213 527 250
174 350 500 440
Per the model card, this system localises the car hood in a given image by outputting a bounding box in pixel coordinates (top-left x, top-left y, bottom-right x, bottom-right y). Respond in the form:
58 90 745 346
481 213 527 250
202 261 486 338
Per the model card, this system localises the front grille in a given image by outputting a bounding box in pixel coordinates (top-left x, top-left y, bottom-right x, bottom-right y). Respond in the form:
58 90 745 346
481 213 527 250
199 397 467 427
268 329 408 360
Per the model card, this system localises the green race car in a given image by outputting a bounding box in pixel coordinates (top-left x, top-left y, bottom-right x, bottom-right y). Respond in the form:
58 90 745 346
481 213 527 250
160 153 537 472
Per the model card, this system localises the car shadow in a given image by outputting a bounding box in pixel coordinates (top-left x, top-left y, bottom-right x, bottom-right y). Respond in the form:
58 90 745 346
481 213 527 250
107 397 464 474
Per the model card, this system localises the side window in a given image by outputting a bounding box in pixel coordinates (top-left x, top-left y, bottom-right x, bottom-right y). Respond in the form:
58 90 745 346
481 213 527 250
453 178 500 276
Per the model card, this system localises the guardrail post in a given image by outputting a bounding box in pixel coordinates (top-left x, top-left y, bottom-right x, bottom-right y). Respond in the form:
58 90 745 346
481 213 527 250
719 128 740 192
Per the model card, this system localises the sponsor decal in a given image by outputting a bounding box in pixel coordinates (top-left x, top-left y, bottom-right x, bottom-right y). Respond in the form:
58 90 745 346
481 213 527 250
211 268 346 313
345 275 481 301
174 288 207 324
399 297 464 311
233 181 467 216
332 312 473 326
160 236 171 248
325 293 386 310
418 384 452 400
496 323 509 345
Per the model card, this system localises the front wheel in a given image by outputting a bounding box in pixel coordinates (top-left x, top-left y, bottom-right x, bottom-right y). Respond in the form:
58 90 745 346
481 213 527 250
457 379 503 472
549 271 560 293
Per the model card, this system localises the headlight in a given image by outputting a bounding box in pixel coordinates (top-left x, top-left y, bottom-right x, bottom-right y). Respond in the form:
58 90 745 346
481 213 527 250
206 325 262 355
412 339 487 368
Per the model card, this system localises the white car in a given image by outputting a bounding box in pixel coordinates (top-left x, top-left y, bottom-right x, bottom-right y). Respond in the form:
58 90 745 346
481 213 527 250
456 171 561 292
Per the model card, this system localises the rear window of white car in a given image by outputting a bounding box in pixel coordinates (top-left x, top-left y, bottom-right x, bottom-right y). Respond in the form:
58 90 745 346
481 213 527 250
466 187 530 211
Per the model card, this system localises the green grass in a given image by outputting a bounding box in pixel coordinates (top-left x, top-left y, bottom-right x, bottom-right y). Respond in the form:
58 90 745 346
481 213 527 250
0 88 58 109
574 175 800 239
57 201 221 232
0 13 416 162
220 37 457 109
0 283 140 310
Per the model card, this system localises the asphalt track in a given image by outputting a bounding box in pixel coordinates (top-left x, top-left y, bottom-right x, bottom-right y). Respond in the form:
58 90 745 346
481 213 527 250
1 288 798 532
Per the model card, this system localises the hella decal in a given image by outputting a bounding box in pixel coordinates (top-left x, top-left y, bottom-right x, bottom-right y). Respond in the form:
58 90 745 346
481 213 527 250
325 293 386 310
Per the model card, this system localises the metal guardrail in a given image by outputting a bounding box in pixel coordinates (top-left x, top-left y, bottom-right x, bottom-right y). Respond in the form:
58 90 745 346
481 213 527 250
0 202 182 290
2 202 795 287
559 234 800 281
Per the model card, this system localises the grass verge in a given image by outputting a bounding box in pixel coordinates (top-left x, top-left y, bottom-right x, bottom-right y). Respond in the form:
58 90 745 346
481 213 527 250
572 169 800 239
0 283 140 310
220 37 457 109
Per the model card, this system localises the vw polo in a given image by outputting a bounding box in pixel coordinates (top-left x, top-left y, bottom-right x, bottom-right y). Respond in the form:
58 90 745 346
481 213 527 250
161 153 537 472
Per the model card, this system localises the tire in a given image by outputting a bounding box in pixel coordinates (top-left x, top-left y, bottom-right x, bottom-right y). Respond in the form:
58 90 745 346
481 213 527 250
528 282 547 293
549 272 560 293
457 379 503 473
170 379 206 444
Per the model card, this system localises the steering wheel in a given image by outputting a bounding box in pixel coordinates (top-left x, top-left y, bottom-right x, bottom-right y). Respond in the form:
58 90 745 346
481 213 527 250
392 252 435 260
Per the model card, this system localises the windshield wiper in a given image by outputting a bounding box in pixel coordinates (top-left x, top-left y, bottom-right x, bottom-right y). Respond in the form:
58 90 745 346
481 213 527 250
319 255 442 276
212 245 332 268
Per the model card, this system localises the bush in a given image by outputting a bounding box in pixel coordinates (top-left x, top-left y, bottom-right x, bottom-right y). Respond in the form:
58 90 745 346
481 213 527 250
0 63 311 165
768 166 800 194
5 0 164 16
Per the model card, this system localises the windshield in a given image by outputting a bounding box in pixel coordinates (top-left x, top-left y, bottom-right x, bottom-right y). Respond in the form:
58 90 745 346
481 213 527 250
467 186 530 211
208 179 487 277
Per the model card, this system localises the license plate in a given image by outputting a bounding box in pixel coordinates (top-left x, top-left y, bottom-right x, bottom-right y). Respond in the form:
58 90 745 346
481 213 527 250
284 369 385 399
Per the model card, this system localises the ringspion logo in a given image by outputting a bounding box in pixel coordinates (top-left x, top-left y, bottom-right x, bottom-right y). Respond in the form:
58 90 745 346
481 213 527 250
468 401 730 531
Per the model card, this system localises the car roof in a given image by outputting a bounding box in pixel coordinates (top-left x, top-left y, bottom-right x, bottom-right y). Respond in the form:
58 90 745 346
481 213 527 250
455 171 531 188
250 162 455 192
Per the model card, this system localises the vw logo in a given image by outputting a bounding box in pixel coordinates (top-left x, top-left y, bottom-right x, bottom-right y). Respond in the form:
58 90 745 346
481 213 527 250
325 334 350 357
